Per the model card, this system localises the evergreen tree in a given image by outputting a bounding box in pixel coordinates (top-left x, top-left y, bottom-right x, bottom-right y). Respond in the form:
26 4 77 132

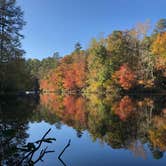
74 42 82 53
0 0 25 61
154 18 166 33
0 0 26 91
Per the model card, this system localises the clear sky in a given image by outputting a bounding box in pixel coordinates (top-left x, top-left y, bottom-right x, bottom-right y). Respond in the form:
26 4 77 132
17 0 166 59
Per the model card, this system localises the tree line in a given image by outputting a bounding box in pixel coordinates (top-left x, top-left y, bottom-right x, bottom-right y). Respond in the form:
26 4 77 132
40 19 166 94
1 0 166 94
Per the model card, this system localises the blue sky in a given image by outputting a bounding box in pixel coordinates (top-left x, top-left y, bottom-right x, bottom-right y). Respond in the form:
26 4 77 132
17 0 166 59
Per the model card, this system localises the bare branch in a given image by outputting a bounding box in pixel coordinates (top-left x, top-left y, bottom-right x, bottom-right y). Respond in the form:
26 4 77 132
58 139 71 159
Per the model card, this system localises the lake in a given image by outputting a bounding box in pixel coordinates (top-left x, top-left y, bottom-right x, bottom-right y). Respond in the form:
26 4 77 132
0 93 166 166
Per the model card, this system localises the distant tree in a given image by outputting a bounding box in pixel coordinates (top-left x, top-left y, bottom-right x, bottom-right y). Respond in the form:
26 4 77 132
26 52 60 79
74 42 82 53
154 19 166 33
26 59 41 77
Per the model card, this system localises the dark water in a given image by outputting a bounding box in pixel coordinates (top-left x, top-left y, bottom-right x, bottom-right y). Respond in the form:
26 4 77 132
0 94 166 166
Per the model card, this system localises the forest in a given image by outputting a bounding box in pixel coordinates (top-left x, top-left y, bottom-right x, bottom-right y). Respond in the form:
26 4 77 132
39 19 166 95
1 0 166 95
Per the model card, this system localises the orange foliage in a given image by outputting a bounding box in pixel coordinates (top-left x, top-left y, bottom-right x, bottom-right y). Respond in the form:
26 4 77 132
40 94 88 128
63 96 87 125
114 64 136 90
63 65 76 90
63 61 86 90
40 53 86 91
113 96 135 121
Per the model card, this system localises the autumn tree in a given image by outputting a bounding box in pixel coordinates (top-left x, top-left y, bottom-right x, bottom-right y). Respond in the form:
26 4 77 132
114 64 136 90
152 32 166 71
150 30 166 87
40 49 86 92
86 38 111 92
40 19 166 92
62 51 86 91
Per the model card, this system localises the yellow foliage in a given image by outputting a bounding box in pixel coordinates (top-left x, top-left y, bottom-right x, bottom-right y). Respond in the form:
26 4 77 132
152 32 166 70
149 116 166 151
152 33 166 56
137 79 154 88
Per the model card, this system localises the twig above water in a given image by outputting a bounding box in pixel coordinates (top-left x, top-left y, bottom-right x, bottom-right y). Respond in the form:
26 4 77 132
16 128 56 166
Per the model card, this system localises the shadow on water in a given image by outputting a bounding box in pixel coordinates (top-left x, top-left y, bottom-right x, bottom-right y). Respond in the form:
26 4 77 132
0 94 38 165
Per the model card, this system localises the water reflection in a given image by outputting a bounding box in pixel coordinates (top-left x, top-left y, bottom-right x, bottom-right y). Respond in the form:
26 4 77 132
0 93 166 165
39 93 166 160
0 95 38 165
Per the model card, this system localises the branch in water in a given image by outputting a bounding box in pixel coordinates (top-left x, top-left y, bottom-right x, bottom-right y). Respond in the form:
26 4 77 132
16 128 56 166
58 139 71 159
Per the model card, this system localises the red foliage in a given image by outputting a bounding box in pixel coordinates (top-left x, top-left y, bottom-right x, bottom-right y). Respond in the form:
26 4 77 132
40 94 88 128
63 59 86 90
40 53 86 91
115 63 136 90
113 96 135 121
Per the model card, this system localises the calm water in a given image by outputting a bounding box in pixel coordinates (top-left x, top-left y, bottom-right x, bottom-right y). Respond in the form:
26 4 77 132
0 94 166 166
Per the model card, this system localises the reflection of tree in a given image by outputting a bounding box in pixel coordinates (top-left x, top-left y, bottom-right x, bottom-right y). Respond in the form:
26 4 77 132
39 93 166 160
0 122 28 165
76 130 83 138
3 94 165 163
63 96 87 128
128 140 147 159
149 116 166 151
112 96 135 121
0 96 37 165
151 148 164 160
40 94 88 132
